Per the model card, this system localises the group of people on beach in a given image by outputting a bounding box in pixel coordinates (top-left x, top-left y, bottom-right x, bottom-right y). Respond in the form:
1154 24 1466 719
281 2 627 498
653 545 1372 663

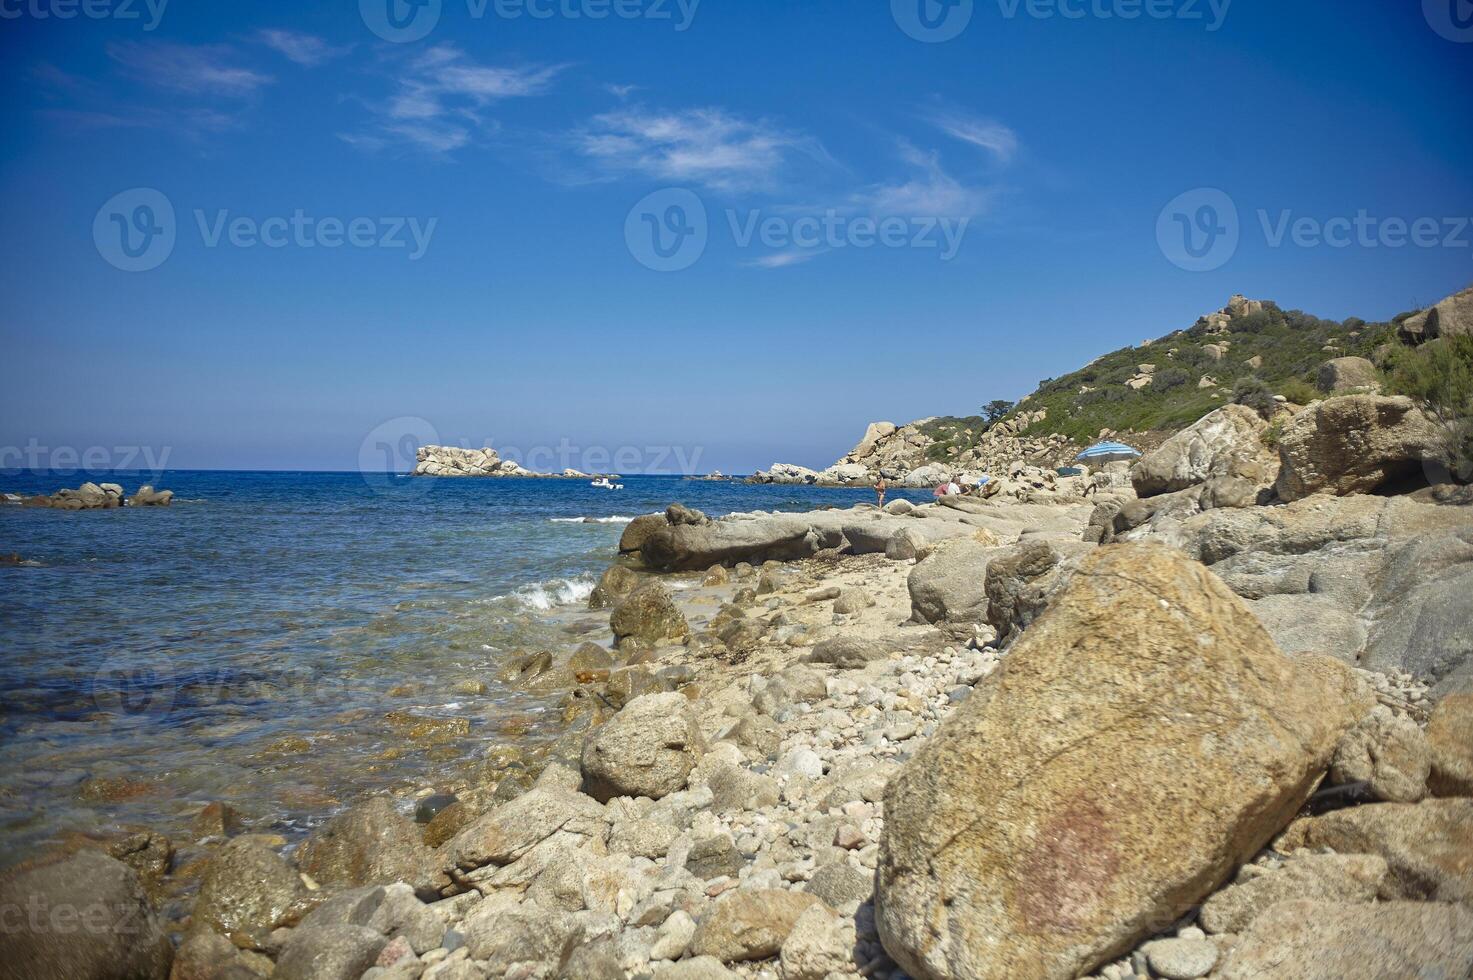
873 474 977 508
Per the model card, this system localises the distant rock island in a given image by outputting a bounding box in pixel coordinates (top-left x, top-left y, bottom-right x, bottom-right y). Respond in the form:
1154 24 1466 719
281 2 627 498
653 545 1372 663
411 445 601 479
3 482 174 510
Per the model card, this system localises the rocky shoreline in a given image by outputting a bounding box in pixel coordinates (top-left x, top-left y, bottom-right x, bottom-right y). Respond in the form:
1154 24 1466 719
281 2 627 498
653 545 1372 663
6 384 1472 980
7 269 1473 980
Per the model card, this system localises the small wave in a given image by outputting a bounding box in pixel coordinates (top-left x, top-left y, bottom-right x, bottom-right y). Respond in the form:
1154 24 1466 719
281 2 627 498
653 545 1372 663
497 576 596 612
548 516 638 525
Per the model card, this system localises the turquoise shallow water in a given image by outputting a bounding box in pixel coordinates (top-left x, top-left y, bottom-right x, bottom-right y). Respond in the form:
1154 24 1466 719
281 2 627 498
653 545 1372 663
0 470 931 863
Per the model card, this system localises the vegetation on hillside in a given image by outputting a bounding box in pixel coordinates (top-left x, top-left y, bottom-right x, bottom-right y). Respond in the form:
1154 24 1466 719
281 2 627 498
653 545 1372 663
917 416 992 462
1010 304 1400 444
1386 334 1473 482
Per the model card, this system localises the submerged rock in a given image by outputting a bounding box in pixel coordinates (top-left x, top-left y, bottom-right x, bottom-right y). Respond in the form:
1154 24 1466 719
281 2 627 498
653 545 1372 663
293 798 446 898
192 836 306 944
0 850 173 980
609 584 689 648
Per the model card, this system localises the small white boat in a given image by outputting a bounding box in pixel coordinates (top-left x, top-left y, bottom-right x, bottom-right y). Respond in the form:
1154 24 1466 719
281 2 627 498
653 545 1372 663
590 478 623 490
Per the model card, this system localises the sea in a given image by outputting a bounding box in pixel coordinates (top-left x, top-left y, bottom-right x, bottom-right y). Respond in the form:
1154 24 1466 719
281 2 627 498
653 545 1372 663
0 470 933 864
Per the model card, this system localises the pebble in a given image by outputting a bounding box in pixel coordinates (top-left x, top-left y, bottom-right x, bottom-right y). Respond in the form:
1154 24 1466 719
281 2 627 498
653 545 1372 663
1144 937 1219 980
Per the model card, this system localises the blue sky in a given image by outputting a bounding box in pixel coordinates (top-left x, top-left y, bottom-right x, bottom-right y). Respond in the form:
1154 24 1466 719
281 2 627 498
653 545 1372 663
1 0 1471 473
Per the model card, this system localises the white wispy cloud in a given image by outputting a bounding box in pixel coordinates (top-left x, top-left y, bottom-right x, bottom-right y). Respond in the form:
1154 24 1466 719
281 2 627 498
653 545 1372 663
924 106 1019 164
745 248 827 269
847 141 994 218
605 83 639 100
107 41 273 97
573 107 815 192
256 30 351 67
348 46 564 154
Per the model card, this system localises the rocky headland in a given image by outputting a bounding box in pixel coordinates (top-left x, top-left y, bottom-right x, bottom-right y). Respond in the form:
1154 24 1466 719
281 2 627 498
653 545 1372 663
5 285 1472 980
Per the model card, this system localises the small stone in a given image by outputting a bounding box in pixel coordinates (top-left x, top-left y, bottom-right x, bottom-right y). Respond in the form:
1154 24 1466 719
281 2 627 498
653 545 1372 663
776 748 824 781
1144 937 1218 979
376 934 415 968
650 909 696 961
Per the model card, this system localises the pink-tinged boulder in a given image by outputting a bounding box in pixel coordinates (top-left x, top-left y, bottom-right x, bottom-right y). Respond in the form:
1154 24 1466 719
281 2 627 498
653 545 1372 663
875 542 1369 980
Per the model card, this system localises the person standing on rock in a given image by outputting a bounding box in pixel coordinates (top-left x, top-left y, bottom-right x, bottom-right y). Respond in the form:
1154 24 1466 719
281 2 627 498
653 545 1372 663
874 477 887 509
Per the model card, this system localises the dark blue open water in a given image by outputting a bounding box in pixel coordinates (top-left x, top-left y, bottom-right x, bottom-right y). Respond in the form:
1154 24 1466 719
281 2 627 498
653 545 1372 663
0 471 930 862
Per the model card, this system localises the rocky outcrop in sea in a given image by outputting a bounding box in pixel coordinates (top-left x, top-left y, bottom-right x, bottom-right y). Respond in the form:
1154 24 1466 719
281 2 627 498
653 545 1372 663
412 446 596 479
3 481 174 509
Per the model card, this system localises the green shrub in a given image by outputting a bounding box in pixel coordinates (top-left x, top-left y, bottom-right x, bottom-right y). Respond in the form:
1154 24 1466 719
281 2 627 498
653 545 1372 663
1263 417 1286 450
1386 336 1473 482
1155 368 1191 391
1233 377 1277 418
1278 379 1320 406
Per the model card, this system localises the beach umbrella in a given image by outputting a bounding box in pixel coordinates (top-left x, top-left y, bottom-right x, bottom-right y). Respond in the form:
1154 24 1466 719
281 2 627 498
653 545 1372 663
1075 441 1142 465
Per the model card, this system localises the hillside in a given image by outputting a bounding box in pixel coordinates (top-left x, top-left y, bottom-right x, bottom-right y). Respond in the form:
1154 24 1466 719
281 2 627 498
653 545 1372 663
756 288 1468 487
1013 294 1401 444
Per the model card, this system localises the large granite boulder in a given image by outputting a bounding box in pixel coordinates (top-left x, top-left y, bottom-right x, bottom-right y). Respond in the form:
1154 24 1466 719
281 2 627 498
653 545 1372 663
581 692 705 802
1316 356 1380 394
619 514 668 555
819 462 871 484
609 583 689 647
444 788 608 873
293 798 445 898
1399 283 1473 343
749 463 821 485
1276 798 1473 903
875 543 1369 980
1247 593 1366 660
639 515 823 571
1428 693 1473 797
588 563 640 610
1198 853 1390 935
1360 525 1473 684
1274 395 1442 500
906 538 998 628
273 923 386 980
1328 706 1430 803
1130 404 1272 498
1218 900 1473 980
0 850 173 980
983 538 1093 646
